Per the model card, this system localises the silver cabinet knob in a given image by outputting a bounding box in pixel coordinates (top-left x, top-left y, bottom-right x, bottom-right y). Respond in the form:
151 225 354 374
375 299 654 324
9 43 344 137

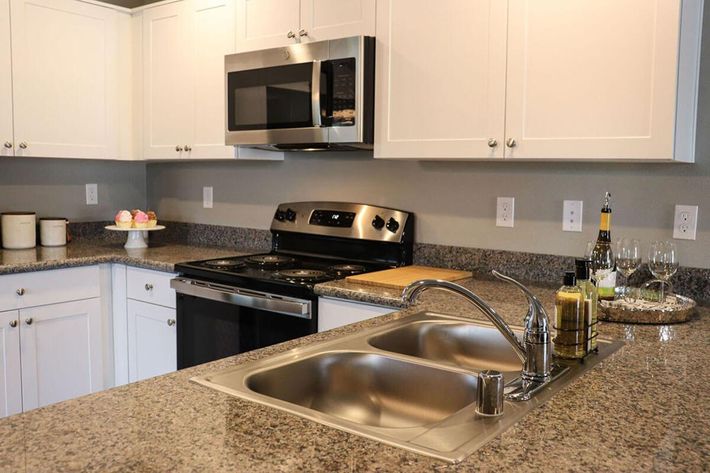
9 320 17 328
3 142 11 149
25 318 33 325
298 29 308 37
487 139 498 148
287 31 296 39
18 142 27 149
167 319 176 327
184 145 192 152
506 138 517 148
16 288 25 296
175 145 183 152
144 283 154 291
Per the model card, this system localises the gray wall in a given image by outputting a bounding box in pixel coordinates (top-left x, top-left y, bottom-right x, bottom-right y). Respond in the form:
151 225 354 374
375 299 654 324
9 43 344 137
0 157 147 221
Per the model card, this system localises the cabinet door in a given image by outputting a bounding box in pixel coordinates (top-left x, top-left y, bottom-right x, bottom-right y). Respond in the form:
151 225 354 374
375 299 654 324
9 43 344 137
374 0 508 159
0 310 22 418
186 0 236 159
19 299 103 411
299 0 375 42
0 0 13 157
10 0 119 159
127 300 176 383
235 0 300 52
318 297 392 332
505 0 682 160
142 1 191 160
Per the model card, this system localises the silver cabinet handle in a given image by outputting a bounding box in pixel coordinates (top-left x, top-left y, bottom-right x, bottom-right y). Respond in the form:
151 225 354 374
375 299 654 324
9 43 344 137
175 145 183 152
167 319 176 327
287 31 296 39
506 138 517 148
3 142 11 149
298 29 308 37
16 288 25 296
9 320 17 328
487 139 498 148
184 145 192 152
18 142 27 149
144 283 154 291
25 318 33 325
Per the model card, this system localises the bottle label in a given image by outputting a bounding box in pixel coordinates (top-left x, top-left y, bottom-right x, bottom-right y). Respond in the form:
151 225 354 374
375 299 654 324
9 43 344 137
594 268 616 298
599 212 611 232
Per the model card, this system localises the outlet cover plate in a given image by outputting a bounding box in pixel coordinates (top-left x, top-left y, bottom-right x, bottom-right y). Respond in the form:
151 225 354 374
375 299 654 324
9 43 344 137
496 197 515 228
85 183 98 205
562 200 583 232
673 204 698 240
203 187 213 209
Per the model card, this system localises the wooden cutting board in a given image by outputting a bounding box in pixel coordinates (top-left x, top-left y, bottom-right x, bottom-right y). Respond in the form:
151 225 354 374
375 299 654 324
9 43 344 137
345 265 470 290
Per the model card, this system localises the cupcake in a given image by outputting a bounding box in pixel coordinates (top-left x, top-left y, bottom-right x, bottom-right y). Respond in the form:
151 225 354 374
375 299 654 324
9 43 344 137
133 210 149 229
115 210 133 229
146 210 158 228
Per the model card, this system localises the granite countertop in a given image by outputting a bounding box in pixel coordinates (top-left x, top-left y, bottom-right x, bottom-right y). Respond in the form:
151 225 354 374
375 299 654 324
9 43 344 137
315 278 410 307
0 241 248 274
0 278 706 472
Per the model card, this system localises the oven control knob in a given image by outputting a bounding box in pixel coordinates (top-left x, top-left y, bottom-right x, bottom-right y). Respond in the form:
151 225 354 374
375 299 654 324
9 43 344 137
385 217 400 233
285 208 297 222
372 215 385 230
274 210 286 222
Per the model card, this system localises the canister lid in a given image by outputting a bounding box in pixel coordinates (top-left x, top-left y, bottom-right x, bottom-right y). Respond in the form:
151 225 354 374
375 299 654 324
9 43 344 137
39 217 67 221
1 211 36 215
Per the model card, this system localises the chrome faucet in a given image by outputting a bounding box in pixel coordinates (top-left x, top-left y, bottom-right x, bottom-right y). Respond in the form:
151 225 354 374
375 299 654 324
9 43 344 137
401 270 553 401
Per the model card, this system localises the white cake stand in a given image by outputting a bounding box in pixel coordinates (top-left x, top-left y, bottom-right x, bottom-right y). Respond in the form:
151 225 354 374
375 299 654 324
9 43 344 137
105 225 166 249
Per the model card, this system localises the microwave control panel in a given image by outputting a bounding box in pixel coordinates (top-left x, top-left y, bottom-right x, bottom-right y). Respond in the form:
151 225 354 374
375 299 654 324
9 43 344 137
329 58 356 126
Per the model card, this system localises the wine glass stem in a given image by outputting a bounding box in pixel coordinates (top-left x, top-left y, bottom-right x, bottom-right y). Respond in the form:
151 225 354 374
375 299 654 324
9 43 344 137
659 280 665 302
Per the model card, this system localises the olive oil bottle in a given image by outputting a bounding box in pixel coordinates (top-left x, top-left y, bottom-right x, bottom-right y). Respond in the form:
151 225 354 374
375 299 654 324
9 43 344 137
590 192 616 301
553 272 586 359
575 259 598 352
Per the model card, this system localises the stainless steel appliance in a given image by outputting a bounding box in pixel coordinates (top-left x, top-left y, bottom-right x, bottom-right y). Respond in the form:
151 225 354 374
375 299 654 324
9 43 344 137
171 202 413 369
224 36 375 151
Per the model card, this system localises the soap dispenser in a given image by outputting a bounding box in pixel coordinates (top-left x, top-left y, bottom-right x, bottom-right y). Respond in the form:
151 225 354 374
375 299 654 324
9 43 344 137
553 272 586 359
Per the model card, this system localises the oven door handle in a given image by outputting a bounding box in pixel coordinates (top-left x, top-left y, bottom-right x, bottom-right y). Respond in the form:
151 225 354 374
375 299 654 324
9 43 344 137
311 60 322 127
170 278 312 319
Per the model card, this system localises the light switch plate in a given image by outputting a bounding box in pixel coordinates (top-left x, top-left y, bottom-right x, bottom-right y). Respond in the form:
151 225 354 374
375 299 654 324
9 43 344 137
673 204 698 240
562 200 583 232
203 187 213 209
496 197 514 228
85 183 98 205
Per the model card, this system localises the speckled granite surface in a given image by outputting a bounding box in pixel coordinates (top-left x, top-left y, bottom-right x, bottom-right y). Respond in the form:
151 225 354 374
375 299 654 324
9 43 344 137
0 241 247 275
0 278 706 472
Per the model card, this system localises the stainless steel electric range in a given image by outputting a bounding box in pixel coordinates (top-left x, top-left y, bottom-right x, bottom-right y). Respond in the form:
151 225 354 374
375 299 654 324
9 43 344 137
171 202 414 369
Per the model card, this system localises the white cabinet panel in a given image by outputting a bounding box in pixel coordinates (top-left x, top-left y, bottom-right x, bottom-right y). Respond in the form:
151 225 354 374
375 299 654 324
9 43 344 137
10 0 121 159
127 299 176 382
374 0 508 159
0 266 100 312
126 267 176 309
318 297 392 332
504 0 682 160
235 0 301 52
300 0 375 42
0 0 13 157
20 298 103 410
0 310 22 418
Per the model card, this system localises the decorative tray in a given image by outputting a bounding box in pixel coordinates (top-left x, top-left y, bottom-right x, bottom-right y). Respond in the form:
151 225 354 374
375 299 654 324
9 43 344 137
599 294 697 324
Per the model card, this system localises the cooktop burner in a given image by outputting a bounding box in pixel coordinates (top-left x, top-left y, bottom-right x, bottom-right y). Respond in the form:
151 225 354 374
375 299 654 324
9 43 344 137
202 259 246 270
329 264 367 277
275 269 328 282
245 254 296 269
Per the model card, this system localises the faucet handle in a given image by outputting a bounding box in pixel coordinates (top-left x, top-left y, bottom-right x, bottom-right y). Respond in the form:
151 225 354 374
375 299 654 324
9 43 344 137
491 270 549 333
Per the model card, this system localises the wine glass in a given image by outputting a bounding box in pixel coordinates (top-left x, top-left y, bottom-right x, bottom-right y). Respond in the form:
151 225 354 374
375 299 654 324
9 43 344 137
615 238 641 300
647 241 679 302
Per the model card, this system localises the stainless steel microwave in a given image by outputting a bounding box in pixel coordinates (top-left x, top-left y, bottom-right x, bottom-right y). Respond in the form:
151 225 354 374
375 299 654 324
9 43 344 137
225 36 374 151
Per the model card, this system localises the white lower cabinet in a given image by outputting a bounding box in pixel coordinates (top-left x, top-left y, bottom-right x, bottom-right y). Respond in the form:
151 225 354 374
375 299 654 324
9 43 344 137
127 299 176 382
318 297 393 332
0 310 22 417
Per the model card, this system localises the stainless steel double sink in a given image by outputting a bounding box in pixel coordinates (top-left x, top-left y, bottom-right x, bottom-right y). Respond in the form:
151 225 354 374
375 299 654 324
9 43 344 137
193 312 622 463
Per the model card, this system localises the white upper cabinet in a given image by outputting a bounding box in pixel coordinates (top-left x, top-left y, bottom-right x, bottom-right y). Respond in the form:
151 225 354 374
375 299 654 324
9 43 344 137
375 0 507 159
0 0 12 158
143 0 235 160
235 0 375 52
0 310 22 418
376 0 702 162
504 0 697 161
9 0 128 159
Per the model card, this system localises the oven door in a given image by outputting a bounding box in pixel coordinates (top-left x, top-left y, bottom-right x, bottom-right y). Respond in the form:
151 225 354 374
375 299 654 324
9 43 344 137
171 278 316 369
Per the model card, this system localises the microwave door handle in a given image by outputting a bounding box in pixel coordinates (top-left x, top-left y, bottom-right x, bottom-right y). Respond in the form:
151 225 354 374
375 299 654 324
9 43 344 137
311 60 322 127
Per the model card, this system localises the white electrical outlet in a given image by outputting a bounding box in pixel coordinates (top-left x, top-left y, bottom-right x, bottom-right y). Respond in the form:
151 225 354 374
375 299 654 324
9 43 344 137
673 204 698 240
562 200 583 232
85 183 98 205
496 197 515 228
203 186 213 209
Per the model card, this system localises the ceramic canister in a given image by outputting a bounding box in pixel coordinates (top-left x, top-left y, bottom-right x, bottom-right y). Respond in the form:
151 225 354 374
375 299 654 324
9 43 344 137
1 212 37 249
39 218 68 247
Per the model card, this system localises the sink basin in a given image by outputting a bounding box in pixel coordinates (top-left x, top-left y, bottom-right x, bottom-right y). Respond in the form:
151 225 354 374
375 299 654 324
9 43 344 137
192 311 623 463
368 320 523 377
245 352 477 428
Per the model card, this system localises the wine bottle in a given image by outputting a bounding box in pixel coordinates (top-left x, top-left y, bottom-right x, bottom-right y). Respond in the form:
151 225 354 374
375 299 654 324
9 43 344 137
590 192 616 301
